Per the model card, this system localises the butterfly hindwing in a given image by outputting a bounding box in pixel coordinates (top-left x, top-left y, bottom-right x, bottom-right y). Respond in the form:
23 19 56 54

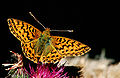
21 39 38 63
7 18 42 43
40 49 62 64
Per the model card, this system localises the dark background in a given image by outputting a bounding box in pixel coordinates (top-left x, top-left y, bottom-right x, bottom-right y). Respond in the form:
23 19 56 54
0 1 119 77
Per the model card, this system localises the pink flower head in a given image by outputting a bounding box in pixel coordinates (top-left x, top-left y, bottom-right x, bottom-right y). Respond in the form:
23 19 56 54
27 64 69 78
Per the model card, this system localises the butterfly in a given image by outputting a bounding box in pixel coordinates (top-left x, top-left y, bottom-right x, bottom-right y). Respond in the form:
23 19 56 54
7 18 91 64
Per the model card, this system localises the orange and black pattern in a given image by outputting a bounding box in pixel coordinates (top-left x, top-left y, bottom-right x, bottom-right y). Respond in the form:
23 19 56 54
7 18 91 64
8 18 41 43
52 36 91 57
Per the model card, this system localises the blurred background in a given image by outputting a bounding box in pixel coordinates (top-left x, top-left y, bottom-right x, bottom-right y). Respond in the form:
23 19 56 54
0 0 119 77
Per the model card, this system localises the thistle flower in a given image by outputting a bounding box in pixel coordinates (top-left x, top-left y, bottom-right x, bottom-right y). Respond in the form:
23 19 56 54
27 64 69 78
2 51 69 78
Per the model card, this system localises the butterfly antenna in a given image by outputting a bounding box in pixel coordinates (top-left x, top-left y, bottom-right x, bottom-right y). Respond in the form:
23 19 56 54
50 30 74 32
29 12 73 32
29 12 46 29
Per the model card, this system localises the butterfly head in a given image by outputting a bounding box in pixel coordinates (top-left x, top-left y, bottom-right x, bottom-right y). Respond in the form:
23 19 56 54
43 28 50 36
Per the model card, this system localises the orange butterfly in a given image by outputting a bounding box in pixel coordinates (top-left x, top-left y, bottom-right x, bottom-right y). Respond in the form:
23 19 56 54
7 17 91 64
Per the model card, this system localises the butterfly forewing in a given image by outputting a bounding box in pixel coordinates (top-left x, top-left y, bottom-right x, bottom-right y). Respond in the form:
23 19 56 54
7 18 42 43
52 36 91 57
8 18 42 63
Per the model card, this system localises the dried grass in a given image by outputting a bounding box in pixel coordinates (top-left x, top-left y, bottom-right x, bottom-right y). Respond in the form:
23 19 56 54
59 49 120 78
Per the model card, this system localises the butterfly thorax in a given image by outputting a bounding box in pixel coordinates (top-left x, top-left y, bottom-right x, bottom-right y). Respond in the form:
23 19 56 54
34 28 54 57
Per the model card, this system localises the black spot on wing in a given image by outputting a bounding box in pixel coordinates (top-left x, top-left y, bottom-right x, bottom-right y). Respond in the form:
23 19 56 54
59 47 64 50
71 41 76 47
62 38 66 43
26 24 28 29
47 56 50 58
53 59 57 62
56 38 59 41
28 25 32 30
51 55 55 58
62 51 64 53
71 49 73 51
17 20 19 25
32 27 35 32
59 38 62 42
32 33 35 38
21 22 24 29
56 55 59 57
29 50 31 53
66 40 71 44
66 50 68 52
10 19 15 26
66 45 71 48
30 43 34 49
19 31 21 34
55 42 61 45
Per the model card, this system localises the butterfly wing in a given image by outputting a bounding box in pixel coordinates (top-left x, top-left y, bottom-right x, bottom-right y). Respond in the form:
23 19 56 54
39 36 91 64
7 18 43 63
7 18 42 43
39 48 62 64
51 36 91 58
